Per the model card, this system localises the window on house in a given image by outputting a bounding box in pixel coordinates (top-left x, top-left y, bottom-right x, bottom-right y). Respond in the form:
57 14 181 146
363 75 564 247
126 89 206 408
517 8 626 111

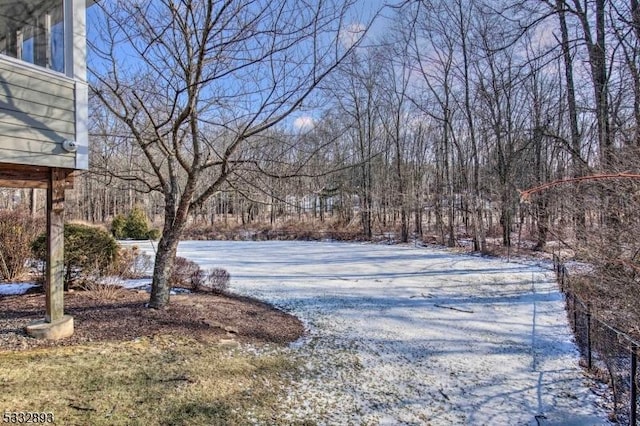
0 0 65 73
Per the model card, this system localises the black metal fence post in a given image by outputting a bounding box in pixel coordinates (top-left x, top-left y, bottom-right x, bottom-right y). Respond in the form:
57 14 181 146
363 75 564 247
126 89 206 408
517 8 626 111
586 303 592 370
554 256 640 424
632 344 638 426
573 294 577 330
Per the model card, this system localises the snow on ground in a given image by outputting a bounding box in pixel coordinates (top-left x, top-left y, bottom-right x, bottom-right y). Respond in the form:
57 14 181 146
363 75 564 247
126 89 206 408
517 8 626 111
98 277 191 294
117 278 151 289
0 283 39 296
129 241 610 424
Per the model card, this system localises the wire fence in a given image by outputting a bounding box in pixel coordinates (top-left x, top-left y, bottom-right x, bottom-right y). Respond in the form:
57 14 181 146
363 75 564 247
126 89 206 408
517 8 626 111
553 254 640 424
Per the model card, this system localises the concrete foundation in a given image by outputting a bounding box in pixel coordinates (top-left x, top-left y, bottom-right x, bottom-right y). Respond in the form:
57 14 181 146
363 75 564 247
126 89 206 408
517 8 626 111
25 315 74 340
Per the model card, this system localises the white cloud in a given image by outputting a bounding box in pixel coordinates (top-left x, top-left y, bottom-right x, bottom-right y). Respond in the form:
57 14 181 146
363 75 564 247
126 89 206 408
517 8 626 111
532 19 557 51
340 23 366 49
293 116 315 131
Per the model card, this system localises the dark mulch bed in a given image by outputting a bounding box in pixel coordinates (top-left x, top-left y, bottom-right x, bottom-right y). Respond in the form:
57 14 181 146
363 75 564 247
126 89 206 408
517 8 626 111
0 289 304 351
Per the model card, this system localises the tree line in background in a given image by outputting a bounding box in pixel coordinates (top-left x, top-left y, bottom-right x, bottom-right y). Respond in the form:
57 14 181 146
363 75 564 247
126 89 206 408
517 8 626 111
1 0 638 305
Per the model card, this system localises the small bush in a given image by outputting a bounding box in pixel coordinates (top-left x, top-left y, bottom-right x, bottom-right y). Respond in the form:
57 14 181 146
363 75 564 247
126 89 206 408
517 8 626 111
169 256 201 290
146 228 161 240
111 214 126 239
32 223 118 289
111 245 152 279
82 278 127 300
169 257 230 293
123 207 152 240
113 208 161 240
0 210 44 281
190 268 206 291
203 268 230 294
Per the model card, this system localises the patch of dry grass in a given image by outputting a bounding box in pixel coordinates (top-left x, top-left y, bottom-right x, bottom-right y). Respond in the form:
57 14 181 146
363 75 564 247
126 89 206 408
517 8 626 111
0 336 303 425
80 280 127 301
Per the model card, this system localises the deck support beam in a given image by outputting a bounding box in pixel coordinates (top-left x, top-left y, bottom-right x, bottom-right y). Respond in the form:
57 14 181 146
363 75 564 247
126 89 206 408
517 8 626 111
25 167 74 339
46 168 66 322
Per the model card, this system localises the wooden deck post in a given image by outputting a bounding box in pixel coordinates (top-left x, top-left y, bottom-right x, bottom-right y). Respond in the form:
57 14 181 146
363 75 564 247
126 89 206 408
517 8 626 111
25 168 74 339
46 168 66 322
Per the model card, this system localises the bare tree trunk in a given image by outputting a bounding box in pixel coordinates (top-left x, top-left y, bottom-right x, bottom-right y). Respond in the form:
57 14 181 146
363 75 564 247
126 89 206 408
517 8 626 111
626 48 640 148
557 0 587 241
533 127 549 250
149 230 179 308
569 0 611 167
456 0 485 252
395 148 408 243
30 188 37 218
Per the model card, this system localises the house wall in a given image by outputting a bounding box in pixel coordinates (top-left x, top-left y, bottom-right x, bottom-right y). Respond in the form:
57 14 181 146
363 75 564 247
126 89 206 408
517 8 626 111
0 59 76 169
66 0 88 170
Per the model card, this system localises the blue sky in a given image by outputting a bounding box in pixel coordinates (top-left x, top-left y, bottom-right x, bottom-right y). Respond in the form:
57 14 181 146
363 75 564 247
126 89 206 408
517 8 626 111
85 0 397 133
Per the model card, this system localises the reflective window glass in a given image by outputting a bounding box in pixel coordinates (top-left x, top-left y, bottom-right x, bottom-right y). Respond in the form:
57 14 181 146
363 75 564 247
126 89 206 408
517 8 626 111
0 0 65 73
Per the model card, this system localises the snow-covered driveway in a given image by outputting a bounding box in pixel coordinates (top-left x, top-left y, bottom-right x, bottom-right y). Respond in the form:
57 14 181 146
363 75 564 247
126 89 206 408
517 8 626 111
146 240 607 425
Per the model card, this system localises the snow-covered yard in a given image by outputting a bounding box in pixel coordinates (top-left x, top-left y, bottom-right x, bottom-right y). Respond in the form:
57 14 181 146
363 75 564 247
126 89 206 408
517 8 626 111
134 240 608 424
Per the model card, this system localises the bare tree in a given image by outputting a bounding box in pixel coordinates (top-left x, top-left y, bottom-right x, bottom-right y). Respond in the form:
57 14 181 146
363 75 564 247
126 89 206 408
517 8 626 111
453 0 486 252
553 0 588 240
90 0 371 308
405 0 458 246
328 49 385 239
553 0 612 167
72 0 640 264
380 35 413 243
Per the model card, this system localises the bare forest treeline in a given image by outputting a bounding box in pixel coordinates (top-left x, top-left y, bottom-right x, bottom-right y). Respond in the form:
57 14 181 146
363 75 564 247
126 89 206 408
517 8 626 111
4 1 638 272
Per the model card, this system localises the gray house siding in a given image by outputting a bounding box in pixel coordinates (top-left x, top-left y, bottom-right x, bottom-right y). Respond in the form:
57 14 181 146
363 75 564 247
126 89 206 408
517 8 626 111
0 60 76 168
